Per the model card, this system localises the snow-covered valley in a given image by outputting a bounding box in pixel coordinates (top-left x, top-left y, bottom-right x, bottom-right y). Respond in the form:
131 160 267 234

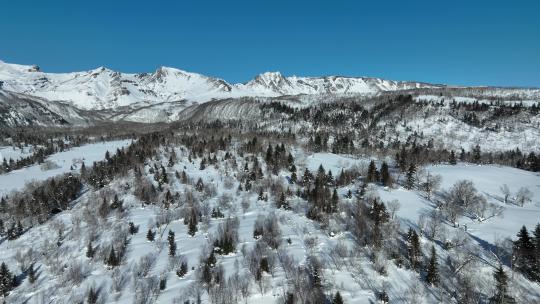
0 59 539 304
0 127 538 304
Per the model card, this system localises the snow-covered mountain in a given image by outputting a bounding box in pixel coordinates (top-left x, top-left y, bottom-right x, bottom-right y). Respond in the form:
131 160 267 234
2 60 539 126
0 60 439 111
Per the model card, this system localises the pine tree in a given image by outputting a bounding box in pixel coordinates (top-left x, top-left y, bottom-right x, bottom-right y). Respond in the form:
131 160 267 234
80 162 87 176
106 247 118 267
473 144 482 164
159 276 167 290
449 150 457 165
16 221 23 237
426 245 439 286
331 188 339 213
199 158 206 170
405 163 416 190
0 262 13 296
128 222 138 234
513 225 536 279
457 148 465 162
277 192 289 210
86 241 95 259
110 194 121 209
490 265 515 304
367 160 377 183
359 182 367 197
196 177 204 192
377 290 389 304
146 229 155 242
326 170 335 186
188 211 198 236
168 230 177 256
533 223 540 281
176 261 188 277
87 286 98 304
333 291 344 304
302 168 313 186
407 228 421 270
207 251 216 267
27 264 36 284
380 161 391 186
265 145 273 164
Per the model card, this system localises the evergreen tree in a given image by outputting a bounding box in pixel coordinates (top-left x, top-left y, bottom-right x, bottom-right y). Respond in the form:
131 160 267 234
188 211 198 236
377 290 389 304
333 291 344 304
128 222 139 234
331 188 339 212
533 223 540 281
359 182 367 197
0 262 13 297
290 171 297 184
460 148 466 162
407 228 421 270
513 225 536 279
181 170 188 183
110 194 121 209
168 230 177 256
326 170 335 186
405 163 416 190
159 276 167 290
367 160 377 183
87 286 98 304
196 178 204 192
380 161 391 186
176 261 188 277
265 145 273 163
449 150 457 165
199 158 206 170
106 247 118 267
146 229 155 242
27 264 36 284
80 162 87 176
16 221 23 237
490 265 515 304
302 168 313 186
473 144 482 164
426 245 439 286
277 192 289 210
7 222 18 240
86 241 95 259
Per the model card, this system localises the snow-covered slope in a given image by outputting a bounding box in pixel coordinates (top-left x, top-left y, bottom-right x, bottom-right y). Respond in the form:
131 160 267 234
0 60 438 111
2 60 539 126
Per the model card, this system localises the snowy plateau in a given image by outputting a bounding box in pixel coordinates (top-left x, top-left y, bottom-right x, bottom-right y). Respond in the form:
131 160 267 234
0 60 539 304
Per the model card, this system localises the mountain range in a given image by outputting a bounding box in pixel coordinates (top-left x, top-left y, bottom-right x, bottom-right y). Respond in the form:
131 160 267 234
1 60 539 126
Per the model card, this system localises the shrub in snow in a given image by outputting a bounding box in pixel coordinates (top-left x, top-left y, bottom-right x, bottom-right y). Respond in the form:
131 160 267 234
40 160 60 171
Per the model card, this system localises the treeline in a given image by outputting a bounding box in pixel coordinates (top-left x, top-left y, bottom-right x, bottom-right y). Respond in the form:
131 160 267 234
0 137 86 174
85 133 165 189
0 173 82 234
512 224 540 282
0 131 169 239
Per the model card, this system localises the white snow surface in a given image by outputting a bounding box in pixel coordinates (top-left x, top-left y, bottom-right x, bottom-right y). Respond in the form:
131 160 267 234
0 148 539 303
0 140 132 196
0 60 438 111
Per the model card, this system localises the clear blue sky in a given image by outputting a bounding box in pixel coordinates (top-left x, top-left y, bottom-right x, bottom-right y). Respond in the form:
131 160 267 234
1 0 539 87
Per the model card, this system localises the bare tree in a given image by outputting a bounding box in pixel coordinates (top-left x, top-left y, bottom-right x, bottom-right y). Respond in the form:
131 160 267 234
499 184 510 204
515 187 533 207
426 210 444 240
386 199 401 220
422 173 442 200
